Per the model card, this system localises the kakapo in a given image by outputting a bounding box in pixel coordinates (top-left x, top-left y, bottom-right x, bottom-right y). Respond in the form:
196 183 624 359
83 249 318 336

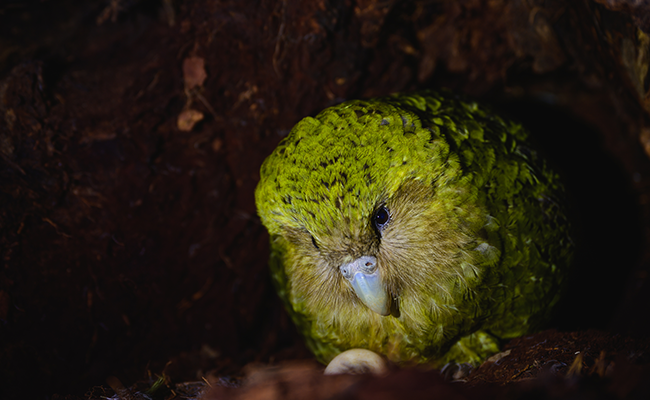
255 91 573 367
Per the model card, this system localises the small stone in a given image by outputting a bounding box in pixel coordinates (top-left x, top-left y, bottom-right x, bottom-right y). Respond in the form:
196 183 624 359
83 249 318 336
324 348 387 375
486 349 511 363
183 57 207 90
177 109 204 131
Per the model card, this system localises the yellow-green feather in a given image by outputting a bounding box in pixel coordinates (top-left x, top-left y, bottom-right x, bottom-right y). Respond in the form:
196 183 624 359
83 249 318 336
255 91 573 366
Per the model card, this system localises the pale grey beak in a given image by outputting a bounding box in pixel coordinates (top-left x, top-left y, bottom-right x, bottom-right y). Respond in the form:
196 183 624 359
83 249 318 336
339 256 390 316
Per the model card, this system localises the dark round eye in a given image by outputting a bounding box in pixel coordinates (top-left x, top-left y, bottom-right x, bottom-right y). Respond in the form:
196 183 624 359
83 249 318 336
374 206 390 230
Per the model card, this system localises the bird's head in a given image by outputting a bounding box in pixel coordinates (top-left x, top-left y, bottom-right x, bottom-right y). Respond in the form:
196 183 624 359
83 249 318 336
256 97 491 324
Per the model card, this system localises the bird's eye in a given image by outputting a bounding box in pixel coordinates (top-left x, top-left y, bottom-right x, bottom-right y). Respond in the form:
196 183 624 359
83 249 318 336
374 206 390 231
311 235 320 250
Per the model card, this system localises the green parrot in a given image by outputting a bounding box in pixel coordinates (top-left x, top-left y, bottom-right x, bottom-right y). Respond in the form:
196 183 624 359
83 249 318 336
255 91 573 367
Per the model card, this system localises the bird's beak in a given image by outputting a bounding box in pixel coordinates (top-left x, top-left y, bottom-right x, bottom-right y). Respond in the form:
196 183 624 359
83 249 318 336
339 256 390 316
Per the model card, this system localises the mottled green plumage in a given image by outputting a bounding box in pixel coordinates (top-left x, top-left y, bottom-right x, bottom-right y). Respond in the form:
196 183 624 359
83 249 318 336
255 91 572 366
